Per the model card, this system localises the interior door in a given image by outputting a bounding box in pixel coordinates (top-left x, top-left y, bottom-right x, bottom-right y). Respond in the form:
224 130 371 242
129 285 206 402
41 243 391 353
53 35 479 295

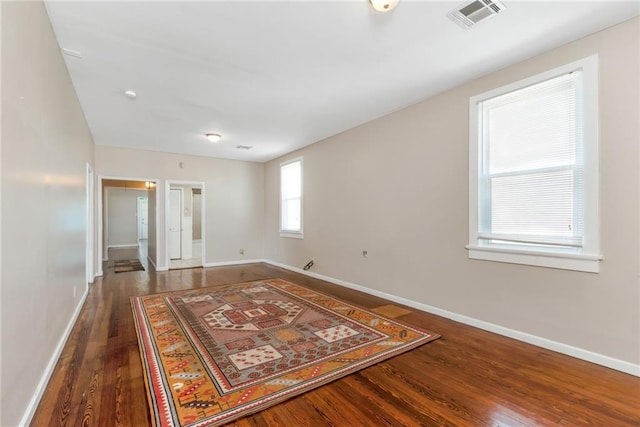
168 188 182 259
137 196 148 240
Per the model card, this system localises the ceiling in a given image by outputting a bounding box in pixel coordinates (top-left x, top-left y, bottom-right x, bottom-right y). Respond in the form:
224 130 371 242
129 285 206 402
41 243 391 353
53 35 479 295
45 1 639 163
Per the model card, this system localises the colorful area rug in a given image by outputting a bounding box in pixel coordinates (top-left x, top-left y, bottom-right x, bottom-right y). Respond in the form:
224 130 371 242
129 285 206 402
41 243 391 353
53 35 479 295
131 278 439 426
114 259 145 273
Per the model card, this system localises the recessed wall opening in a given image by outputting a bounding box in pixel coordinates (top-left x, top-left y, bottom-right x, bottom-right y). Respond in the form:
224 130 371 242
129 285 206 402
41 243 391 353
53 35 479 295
97 177 158 275
166 180 205 270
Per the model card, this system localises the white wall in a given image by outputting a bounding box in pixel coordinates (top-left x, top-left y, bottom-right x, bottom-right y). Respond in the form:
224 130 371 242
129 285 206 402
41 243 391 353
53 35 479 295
106 187 146 248
1 1 95 425
265 19 640 367
95 146 264 269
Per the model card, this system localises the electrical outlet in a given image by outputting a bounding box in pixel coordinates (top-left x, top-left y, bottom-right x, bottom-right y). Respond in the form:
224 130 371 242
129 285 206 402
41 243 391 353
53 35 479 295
239 249 245 255
362 250 368 257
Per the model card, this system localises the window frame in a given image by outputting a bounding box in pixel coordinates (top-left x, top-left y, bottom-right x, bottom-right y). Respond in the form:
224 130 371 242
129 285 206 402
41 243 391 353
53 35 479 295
279 157 303 239
467 55 601 272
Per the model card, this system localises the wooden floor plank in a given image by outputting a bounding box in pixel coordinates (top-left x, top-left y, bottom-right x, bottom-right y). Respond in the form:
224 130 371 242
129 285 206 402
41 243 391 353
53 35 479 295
31 261 640 426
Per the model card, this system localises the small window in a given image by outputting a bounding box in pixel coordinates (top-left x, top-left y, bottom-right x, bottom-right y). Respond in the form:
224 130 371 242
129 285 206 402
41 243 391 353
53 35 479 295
280 158 303 238
467 56 601 272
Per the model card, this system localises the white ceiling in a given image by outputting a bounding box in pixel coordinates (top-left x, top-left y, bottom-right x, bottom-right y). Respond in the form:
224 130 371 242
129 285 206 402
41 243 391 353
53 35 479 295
45 1 639 163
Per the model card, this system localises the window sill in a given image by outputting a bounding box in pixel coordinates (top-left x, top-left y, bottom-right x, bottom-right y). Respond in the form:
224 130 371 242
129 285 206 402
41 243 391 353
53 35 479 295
280 231 303 239
466 244 602 273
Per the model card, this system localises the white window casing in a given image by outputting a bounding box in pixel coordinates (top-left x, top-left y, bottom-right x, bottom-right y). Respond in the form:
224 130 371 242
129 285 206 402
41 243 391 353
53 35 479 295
280 157 303 238
467 55 601 272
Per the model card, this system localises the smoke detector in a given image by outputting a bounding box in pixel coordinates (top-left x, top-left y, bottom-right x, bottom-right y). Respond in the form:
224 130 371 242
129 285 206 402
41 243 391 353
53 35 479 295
448 0 506 29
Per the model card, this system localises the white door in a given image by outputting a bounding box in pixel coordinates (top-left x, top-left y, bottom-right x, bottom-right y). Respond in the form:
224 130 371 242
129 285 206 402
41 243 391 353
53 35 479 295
168 188 182 259
137 196 148 240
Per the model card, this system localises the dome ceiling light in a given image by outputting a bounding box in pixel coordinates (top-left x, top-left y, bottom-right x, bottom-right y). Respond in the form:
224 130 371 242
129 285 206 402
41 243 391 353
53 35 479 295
369 0 399 12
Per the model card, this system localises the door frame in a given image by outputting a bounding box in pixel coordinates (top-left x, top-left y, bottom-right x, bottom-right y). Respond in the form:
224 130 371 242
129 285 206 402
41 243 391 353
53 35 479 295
97 175 159 276
86 163 95 286
165 180 206 268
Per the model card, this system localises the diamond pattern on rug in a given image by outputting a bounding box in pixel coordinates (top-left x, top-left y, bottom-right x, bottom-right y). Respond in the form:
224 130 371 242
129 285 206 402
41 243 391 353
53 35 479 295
131 278 440 427
228 345 283 370
202 300 304 331
314 325 360 343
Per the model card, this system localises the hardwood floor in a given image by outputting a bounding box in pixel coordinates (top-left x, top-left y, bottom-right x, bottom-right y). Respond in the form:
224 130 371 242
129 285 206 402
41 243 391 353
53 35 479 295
32 262 640 426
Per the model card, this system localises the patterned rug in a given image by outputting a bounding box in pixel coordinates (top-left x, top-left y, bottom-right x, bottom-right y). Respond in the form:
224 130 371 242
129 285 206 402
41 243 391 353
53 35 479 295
114 259 145 273
131 278 439 426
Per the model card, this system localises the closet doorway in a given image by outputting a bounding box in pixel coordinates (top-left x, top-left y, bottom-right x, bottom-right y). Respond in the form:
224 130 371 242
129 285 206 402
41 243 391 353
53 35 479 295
166 181 205 270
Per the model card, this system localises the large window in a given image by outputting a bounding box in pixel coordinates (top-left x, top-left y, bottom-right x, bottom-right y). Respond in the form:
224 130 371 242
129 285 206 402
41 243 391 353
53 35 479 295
280 158 303 238
468 56 601 272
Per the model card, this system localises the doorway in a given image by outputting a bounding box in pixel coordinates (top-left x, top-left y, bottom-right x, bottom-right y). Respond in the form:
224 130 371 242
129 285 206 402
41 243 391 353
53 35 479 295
97 177 156 275
166 181 205 270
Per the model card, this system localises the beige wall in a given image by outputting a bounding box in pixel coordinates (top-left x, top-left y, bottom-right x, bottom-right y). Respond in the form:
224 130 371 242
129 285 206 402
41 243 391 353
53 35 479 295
106 187 146 247
193 190 202 240
1 1 95 425
265 19 640 366
95 146 264 269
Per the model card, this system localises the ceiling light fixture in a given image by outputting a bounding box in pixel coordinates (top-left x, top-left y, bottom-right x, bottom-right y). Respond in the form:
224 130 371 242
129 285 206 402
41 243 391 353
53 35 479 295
206 133 222 143
124 90 137 99
369 0 399 12
61 48 83 59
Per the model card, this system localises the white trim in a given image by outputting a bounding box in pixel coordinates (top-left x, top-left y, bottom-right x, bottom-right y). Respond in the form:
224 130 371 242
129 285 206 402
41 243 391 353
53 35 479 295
147 254 168 272
107 244 139 249
85 163 95 286
19 287 90 426
279 157 304 237
147 255 158 270
279 232 303 239
467 245 602 273
468 55 600 273
165 180 206 269
263 259 639 377
203 259 265 268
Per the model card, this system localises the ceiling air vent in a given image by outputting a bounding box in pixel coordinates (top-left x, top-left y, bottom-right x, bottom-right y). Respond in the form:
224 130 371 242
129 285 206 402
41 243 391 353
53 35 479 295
448 0 506 29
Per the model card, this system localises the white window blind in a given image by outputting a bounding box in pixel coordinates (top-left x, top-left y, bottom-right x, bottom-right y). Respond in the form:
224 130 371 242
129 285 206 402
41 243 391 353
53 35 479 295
478 72 584 248
280 159 302 234
468 55 601 272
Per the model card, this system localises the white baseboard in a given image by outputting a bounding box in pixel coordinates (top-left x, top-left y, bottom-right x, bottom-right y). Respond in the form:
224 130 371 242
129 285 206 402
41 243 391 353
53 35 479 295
263 259 640 377
204 259 265 268
107 244 139 249
19 287 90 426
147 255 166 272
